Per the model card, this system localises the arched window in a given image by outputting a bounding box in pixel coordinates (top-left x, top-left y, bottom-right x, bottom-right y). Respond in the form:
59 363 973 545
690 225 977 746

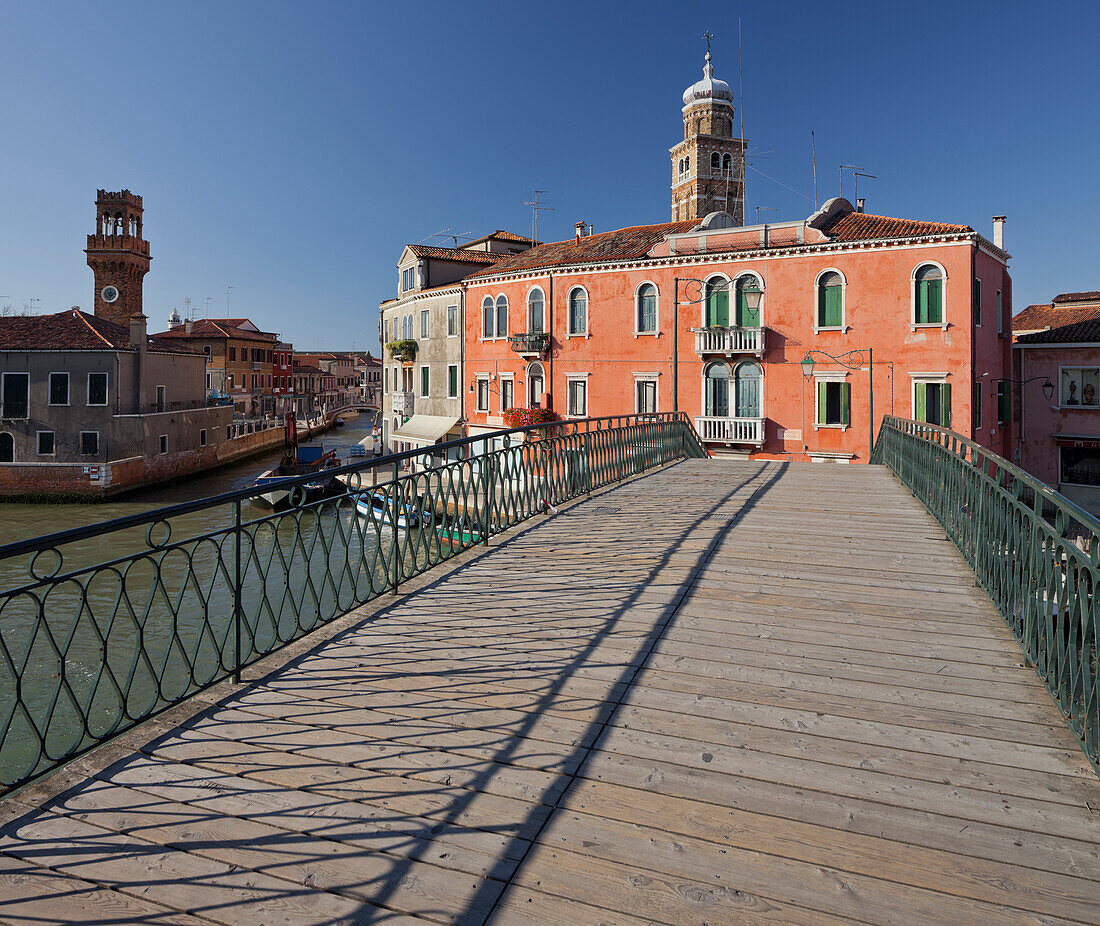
685 155 690 174
734 274 763 327
636 283 657 333
734 362 762 418
914 264 944 324
722 153 732 175
704 363 730 418
527 288 544 333
704 277 729 327
0 433 12 463
711 152 721 174
816 271 844 328
482 296 494 338
495 295 509 338
568 288 587 335
528 361 545 406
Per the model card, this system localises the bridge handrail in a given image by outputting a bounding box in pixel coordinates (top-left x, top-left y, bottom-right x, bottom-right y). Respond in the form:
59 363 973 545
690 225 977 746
872 415 1099 770
0 412 705 796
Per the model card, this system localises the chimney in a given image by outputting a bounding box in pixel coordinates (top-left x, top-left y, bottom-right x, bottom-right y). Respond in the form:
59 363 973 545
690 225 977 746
184 318 193 335
856 198 865 213
992 215 1006 250
574 222 587 240
129 313 147 351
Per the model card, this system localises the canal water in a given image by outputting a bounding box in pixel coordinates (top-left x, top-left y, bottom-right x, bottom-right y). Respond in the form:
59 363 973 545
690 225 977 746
0 415 379 546
0 414 436 789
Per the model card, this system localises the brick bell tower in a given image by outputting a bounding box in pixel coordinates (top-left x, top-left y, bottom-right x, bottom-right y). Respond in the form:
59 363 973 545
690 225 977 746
85 189 151 326
670 41 747 224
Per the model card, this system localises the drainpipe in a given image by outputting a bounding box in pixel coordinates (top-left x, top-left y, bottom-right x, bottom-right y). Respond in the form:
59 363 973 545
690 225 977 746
547 272 554 412
673 278 679 412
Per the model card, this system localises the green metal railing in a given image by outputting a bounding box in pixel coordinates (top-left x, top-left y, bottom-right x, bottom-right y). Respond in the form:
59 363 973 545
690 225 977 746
872 416 1098 769
0 413 707 796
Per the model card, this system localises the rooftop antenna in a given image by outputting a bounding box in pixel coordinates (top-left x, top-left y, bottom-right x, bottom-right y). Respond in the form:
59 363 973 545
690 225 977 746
521 190 553 244
738 21 746 220
853 171 877 207
755 206 777 224
184 297 193 321
840 165 863 201
522 191 553 244
225 285 233 314
204 296 212 317
811 131 818 210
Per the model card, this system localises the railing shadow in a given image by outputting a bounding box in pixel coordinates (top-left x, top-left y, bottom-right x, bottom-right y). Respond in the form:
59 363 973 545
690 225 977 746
0 457 786 924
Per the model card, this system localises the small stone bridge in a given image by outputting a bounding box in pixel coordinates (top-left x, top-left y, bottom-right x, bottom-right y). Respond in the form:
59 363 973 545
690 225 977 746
0 457 1097 924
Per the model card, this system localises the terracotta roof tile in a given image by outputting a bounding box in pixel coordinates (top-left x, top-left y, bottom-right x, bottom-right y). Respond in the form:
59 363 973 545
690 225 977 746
155 318 277 342
0 309 196 354
1053 291 1100 304
1013 302 1100 333
1017 318 1100 344
465 221 697 278
406 244 503 264
822 212 973 241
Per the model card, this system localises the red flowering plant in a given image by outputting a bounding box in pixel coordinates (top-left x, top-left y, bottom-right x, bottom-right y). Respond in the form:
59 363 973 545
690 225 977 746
503 406 557 436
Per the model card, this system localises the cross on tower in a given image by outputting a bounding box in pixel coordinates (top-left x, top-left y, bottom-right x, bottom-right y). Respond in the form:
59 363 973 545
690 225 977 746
702 30 714 54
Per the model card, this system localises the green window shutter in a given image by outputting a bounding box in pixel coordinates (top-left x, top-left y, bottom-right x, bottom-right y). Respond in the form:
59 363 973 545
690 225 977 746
928 279 943 324
826 286 842 327
716 289 729 327
817 287 827 327
914 382 927 422
816 381 827 423
840 382 851 425
917 282 928 324
941 383 951 428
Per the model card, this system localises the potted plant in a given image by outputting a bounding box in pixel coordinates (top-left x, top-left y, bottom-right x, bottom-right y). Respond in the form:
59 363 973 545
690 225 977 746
386 339 418 361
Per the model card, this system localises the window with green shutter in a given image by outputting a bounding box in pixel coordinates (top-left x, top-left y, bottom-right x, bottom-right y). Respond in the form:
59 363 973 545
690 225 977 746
816 380 850 425
997 381 1010 424
420 366 429 398
705 280 729 327
915 264 944 324
817 272 843 328
448 365 458 398
915 381 951 427
734 275 761 327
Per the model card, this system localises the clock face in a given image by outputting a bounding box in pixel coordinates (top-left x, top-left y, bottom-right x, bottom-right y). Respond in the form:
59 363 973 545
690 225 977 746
101 285 119 304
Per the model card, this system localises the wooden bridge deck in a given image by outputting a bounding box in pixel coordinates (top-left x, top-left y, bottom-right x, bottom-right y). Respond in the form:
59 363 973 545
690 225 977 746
1 460 1097 925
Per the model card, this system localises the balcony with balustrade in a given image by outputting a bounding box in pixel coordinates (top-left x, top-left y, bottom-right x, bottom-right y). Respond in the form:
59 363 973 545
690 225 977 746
693 414 764 447
691 325 765 357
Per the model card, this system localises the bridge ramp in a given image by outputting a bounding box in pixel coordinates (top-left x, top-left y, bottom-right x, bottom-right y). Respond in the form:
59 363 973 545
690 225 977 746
0 460 1097 925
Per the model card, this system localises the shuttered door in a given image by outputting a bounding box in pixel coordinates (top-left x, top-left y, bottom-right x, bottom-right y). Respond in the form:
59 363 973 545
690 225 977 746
914 382 927 422
707 289 729 327
840 382 851 425
941 383 951 428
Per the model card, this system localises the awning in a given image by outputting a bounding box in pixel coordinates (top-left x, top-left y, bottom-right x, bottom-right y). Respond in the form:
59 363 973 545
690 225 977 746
1054 434 1100 449
391 415 461 446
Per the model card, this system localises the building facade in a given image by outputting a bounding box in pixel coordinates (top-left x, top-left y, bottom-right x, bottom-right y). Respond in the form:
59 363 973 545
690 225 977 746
0 310 231 496
463 197 1013 463
1013 292 1100 515
156 317 280 418
379 232 534 456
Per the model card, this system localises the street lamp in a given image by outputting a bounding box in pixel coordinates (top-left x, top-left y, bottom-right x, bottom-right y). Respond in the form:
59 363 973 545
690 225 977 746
800 349 875 455
1042 379 1054 402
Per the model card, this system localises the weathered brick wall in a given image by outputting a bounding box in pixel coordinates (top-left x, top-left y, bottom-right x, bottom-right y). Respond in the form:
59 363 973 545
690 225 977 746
0 426 285 501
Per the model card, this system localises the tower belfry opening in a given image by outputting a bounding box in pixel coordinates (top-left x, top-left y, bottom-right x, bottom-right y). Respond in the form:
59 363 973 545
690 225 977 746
670 42 746 224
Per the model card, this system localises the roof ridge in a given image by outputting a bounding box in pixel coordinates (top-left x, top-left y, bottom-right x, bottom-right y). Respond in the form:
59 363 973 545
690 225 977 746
74 310 118 347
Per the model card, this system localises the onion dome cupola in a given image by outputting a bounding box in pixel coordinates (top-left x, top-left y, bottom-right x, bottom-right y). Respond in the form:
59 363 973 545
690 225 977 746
682 51 735 111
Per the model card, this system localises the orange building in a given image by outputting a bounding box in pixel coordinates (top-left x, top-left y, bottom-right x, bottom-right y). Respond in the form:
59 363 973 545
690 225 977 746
462 198 1013 462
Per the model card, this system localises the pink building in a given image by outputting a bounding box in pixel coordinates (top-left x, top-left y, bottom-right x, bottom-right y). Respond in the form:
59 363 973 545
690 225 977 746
1014 292 1100 514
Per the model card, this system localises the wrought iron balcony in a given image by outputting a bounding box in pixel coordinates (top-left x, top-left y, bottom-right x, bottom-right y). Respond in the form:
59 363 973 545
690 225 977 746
694 415 764 446
691 326 765 356
508 332 550 356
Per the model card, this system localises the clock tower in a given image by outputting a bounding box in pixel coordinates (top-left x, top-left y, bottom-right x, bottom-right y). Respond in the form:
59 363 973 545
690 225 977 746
85 189 151 327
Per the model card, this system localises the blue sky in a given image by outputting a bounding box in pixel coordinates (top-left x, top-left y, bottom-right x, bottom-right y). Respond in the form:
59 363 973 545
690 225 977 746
0 1 1096 351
